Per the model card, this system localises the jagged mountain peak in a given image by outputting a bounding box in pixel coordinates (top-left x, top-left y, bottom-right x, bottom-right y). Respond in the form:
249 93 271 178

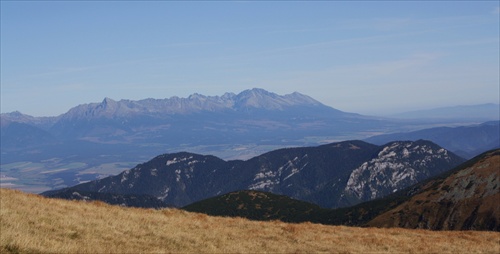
101 97 117 105
234 88 321 110
61 97 131 120
57 89 329 120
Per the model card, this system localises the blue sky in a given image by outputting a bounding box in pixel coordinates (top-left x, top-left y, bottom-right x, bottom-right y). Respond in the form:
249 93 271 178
1 1 499 116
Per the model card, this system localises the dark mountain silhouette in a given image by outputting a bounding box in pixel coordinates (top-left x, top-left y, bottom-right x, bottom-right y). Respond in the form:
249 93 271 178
184 150 499 231
42 140 464 209
183 190 328 222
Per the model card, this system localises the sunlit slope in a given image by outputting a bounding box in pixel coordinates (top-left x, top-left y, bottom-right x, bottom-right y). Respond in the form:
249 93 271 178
368 149 500 230
1 188 499 254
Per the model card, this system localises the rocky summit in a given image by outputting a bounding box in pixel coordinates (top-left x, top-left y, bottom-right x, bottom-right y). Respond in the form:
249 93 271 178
43 140 464 209
367 149 500 231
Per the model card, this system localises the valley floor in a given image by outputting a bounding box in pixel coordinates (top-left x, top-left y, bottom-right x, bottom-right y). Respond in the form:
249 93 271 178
1 188 499 254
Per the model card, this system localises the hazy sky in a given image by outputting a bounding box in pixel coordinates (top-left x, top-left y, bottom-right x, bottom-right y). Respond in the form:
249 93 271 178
1 1 499 116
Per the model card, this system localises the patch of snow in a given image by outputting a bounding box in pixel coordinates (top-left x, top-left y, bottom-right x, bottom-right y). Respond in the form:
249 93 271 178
159 187 170 200
72 192 90 200
283 162 309 181
167 156 195 166
249 179 275 190
121 170 130 183
175 170 182 181
166 158 178 166
253 170 277 180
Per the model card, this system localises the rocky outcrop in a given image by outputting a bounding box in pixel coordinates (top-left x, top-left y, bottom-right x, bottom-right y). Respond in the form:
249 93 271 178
367 149 500 231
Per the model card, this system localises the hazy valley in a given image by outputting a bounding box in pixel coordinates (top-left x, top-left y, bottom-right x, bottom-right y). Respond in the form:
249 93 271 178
1 89 498 193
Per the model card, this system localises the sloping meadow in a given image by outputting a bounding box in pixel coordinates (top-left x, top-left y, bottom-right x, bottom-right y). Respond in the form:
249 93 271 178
1 188 499 254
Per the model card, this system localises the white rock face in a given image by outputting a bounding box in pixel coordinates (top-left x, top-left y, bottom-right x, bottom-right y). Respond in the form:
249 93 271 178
344 141 451 200
248 154 309 191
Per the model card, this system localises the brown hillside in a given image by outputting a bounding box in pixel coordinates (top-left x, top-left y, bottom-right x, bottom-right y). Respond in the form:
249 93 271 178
1 188 499 253
368 149 500 230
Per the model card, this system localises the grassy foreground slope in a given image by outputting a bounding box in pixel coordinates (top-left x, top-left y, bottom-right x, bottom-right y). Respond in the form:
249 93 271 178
1 188 499 254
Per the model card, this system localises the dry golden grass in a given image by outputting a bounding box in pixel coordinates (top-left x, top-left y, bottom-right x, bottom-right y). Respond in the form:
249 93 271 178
1 188 499 253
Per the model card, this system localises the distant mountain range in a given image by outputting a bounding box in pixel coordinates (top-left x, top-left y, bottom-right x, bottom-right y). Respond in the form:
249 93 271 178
389 103 499 121
42 140 464 209
365 121 499 159
1 88 350 126
184 149 499 231
1 89 396 192
4 89 496 148
1 88 496 193
1 88 390 155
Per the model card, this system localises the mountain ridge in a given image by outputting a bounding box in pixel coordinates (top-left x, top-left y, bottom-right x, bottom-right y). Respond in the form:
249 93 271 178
365 121 500 159
183 149 499 231
42 140 465 209
1 88 491 194
389 103 499 121
1 88 331 122
367 149 500 230
0 89 397 193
